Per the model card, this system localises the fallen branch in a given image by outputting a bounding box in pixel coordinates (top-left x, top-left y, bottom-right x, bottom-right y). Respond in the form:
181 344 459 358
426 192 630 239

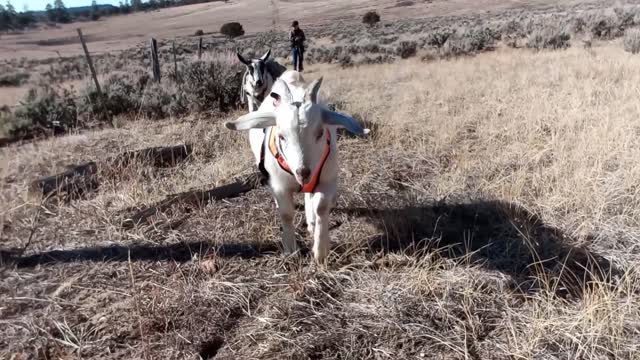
29 144 193 200
29 162 99 199
122 172 264 228
107 144 193 169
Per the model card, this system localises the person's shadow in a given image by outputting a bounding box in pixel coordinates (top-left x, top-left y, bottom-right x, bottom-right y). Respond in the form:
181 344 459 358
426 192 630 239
335 198 620 298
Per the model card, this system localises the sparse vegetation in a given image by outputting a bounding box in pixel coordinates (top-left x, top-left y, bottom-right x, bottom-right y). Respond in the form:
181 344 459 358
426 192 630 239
0 72 29 87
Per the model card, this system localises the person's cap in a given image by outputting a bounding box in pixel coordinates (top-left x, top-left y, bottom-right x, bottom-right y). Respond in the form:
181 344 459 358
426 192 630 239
292 21 299 27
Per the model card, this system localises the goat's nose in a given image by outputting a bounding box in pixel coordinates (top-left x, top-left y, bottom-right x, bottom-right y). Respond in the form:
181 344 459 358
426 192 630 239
296 167 311 181
256 79 263 87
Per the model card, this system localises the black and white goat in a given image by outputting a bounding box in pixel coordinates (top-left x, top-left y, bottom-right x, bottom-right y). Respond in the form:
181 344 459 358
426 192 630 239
237 49 286 112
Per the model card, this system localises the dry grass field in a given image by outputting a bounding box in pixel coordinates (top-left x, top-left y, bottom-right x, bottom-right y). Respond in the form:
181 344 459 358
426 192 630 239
2 42 640 358
3 0 640 358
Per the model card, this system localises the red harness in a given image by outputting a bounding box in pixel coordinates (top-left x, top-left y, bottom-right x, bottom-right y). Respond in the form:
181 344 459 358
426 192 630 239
259 127 331 193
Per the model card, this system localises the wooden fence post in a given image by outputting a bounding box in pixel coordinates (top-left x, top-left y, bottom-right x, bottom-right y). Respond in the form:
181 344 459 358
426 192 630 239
77 28 102 96
198 37 203 59
172 41 179 81
149 38 161 82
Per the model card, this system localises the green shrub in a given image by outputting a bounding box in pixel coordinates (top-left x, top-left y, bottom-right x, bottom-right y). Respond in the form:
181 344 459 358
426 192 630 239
426 30 452 48
10 85 77 138
140 82 188 119
0 72 30 87
362 11 381 27
396 40 417 59
78 70 149 121
220 22 245 38
181 59 243 113
624 28 640 54
441 27 497 57
526 27 571 50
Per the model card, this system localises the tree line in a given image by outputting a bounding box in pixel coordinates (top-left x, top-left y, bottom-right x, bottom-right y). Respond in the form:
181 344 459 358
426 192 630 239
0 0 223 31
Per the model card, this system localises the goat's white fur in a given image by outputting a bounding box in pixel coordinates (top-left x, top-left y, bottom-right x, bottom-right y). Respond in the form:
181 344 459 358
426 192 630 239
238 50 275 112
225 70 369 262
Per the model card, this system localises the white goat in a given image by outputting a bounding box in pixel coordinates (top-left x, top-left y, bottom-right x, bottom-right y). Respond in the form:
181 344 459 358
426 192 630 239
224 70 369 262
237 49 286 112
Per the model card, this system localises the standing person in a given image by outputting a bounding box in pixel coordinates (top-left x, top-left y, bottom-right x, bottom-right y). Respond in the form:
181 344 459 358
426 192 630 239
290 20 305 72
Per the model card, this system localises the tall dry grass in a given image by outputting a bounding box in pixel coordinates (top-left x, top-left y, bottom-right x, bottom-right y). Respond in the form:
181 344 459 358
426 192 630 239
321 45 640 250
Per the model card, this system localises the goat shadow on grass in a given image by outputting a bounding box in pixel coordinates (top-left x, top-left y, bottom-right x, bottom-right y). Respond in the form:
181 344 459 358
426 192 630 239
336 199 621 299
0 240 280 269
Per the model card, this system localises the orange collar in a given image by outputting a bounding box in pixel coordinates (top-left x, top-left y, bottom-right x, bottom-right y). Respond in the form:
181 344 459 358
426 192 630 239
267 127 331 193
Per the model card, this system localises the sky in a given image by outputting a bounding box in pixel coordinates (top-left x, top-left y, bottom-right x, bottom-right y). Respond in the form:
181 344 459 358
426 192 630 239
12 0 120 11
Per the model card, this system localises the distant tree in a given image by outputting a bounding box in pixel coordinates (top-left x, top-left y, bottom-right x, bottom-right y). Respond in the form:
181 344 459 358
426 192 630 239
362 10 380 27
5 1 15 16
220 22 244 38
45 3 55 22
90 0 100 20
119 0 131 14
0 4 9 31
130 0 142 11
52 0 71 23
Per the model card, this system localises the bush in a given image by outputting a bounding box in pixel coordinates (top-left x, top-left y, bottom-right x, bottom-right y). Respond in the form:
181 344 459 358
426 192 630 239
0 72 30 87
194 29 204 36
220 22 245 38
140 82 188 119
362 11 381 27
10 86 77 139
78 70 149 121
441 27 497 57
426 30 452 48
526 27 571 50
588 12 622 40
181 58 243 113
624 28 640 54
396 41 417 59
338 55 353 68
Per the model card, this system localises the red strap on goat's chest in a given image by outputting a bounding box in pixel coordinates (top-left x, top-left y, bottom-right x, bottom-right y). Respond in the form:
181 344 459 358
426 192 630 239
267 127 331 193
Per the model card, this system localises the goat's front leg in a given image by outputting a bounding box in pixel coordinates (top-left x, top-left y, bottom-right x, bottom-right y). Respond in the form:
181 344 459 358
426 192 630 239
274 190 299 255
305 193 316 236
248 98 256 112
312 184 337 263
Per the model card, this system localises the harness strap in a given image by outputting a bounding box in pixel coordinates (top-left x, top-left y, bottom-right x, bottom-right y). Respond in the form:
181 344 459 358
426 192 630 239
265 127 331 193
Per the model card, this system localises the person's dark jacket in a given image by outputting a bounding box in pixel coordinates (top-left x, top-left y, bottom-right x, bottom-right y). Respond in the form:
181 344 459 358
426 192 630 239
290 28 305 50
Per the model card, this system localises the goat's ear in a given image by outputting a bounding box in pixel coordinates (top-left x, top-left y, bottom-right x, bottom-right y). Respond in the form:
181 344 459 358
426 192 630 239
270 92 281 106
225 111 276 131
322 109 370 135
260 49 271 62
236 51 250 66
305 77 323 104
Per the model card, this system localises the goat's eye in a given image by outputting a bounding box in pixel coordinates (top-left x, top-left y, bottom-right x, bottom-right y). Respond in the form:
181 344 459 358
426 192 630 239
315 129 324 141
278 134 286 142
